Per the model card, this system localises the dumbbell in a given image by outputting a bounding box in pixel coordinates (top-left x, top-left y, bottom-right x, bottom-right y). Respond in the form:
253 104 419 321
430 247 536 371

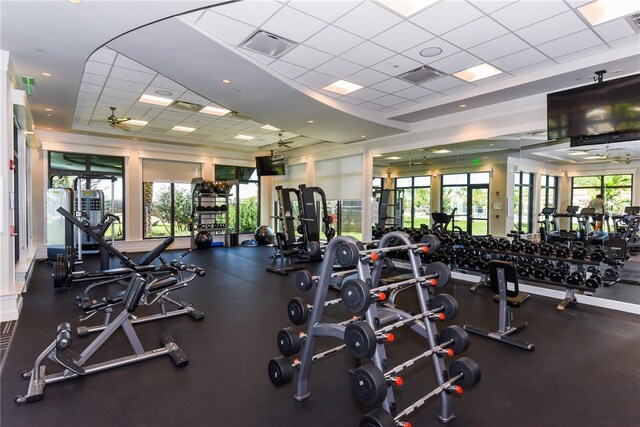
590 249 606 262
56 322 72 350
533 267 548 280
604 267 619 280
277 316 359 356
524 244 537 254
548 268 566 283
556 261 570 273
517 266 532 277
268 344 346 387
352 355 480 408
538 244 553 256
572 247 587 260
294 268 357 292
287 295 345 325
555 246 570 258
566 271 584 286
511 242 524 253
585 273 602 289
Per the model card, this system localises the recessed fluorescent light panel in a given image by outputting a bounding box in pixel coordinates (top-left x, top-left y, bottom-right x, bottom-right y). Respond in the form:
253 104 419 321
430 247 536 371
432 149 451 154
584 156 603 159
233 135 255 140
376 0 437 17
578 0 640 26
241 30 297 57
139 94 173 106
373 154 383 158
386 156 402 160
200 105 230 116
322 80 363 95
453 63 502 82
126 120 148 127
171 125 196 132
567 151 588 156
260 124 280 131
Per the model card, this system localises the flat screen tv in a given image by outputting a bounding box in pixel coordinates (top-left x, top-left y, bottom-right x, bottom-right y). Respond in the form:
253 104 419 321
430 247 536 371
256 155 285 176
547 73 640 141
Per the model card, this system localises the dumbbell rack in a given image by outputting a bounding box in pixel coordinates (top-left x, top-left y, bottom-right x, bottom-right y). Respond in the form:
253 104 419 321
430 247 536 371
190 190 231 248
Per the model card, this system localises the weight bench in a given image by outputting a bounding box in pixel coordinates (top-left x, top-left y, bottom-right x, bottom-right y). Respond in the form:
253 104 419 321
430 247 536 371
464 260 534 351
266 232 304 275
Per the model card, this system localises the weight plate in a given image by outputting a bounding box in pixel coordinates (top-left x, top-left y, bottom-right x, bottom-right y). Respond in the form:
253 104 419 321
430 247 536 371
295 270 314 292
381 257 395 276
341 279 369 314
277 327 301 357
344 322 377 359
431 293 458 320
448 356 481 389
439 325 470 355
351 364 387 407
307 241 321 258
336 242 360 267
287 297 309 326
53 260 67 288
420 234 440 253
424 261 451 288
268 356 293 387
359 408 396 427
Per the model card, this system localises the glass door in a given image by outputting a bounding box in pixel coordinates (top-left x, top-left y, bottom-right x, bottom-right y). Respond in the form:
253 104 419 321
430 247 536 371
469 186 489 236
441 186 468 234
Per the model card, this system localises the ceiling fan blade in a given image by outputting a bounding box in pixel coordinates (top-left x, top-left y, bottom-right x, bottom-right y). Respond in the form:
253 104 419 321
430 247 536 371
116 123 130 131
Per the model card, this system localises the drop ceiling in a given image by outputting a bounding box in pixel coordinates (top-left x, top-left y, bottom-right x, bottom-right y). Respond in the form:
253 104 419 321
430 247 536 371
1 0 639 152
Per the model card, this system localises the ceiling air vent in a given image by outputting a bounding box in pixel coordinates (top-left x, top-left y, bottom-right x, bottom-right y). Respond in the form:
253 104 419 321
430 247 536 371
625 13 640 33
170 100 204 112
397 65 445 84
240 30 297 57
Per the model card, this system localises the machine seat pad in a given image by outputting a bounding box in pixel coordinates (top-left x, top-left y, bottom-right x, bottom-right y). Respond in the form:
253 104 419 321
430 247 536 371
81 299 109 312
147 276 179 293
105 290 126 304
493 292 530 308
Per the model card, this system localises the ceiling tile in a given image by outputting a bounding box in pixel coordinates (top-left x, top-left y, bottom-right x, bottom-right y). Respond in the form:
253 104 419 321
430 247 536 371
490 0 569 31
344 68 390 86
371 77 414 94
77 91 99 102
441 16 509 49
471 0 517 14
564 0 593 8
214 0 282 27
341 41 395 67
509 59 555 76
81 73 107 86
89 48 117 65
315 57 364 79
76 99 95 108
109 66 155 85
305 26 365 56
403 37 461 63
287 0 363 23
79 82 103 95
371 21 435 52
83 61 111 77
593 18 637 42
347 87 387 101
370 54 422 75
181 9 206 23
410 1 483 36
392 100 418 110
197 10 256 45
359 101 385 110
295 70 336 88
420 75 466 92
491 47 549 71
470 72 512 86
415 92 444 103
102 87 140 101
178 92 212 105
114 54 155 74
609 34 640 49
280 44 333 69
379 106 394 113
553 44 610 63
440 84 472 96
394 85 436 100
468 33 531 61
429 51 484 74
98 95 131 108
515 11 587 46
262 5 328 42
334 1 404 39
105 77 148 93
372 94 407 106
537 29 604 58
270 60 309 79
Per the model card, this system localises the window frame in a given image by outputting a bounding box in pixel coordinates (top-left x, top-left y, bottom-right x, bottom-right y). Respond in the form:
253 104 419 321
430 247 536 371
513 171 534 233
393 175 431 229
215 165 260 234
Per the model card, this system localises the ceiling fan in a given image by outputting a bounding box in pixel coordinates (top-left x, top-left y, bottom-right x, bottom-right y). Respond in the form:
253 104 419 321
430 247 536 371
276 133 294 148
107 106 131 130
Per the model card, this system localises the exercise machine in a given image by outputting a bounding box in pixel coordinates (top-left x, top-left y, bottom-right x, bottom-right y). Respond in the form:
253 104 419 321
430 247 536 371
298 184 335 257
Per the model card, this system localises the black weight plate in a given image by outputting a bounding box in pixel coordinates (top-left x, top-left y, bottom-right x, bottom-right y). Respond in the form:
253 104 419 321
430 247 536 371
439 325 470 355
431 293 458 320
604 268 619 278
420 234 440 253
381 257 395 276
307 241 321 258
344 322 377 359
325 228 336 240
268 356 293 387
341 279 369 314
336 242 360 267
277 327 302 357
424 261 451 288
351 364 387 407
295 270 314 292
359 408 396 427
449 356 481 389
287 297 309 325
53 260 66 288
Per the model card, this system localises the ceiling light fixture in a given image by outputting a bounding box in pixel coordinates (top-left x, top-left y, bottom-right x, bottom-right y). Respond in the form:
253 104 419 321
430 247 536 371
155 89 173 96
172 125 196 132
260 124 280 131
584 155 602 159
386 156 402 160
200 105 231 116
567 151 588 156
578 0 640 26
453 63 502 82
139 94 174 106
307 120 314 123
222 79 231 84
361 135 366 138
373 154 383 158
41 72 52 77
459 104 467 108
376 0 437 17
126 120 148 127
46 114 52 117
322 80 363 95
233 135 255 140
419 47 443 58
44 108 52 111
241 30 297 58
432 149 451 154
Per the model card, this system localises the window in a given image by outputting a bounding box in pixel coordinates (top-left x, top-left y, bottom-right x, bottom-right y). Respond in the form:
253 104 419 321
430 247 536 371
571 174 633 214
142 182 192 239
513 172 534 233
48 152 125 240
540 175 558 210
394 176 431 229
216 165 259 234
339 200 362 240
441 172 489 236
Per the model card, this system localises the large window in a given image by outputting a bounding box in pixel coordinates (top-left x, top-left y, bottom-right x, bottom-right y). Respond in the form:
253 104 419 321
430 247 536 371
571 174 633 214
143 182 192 239
441 172 489 236
216 165 259 234
514 172 534 233
49 152 125 240
540 175 558 210
394 176 431 229
327 200 362 241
